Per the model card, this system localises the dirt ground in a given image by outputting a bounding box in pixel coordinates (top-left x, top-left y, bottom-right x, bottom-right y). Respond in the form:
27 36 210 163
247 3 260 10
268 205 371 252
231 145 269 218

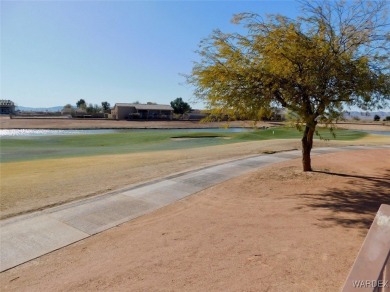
1 149 389 291
334 122 390 131
1 116 389 131
0 116 277 129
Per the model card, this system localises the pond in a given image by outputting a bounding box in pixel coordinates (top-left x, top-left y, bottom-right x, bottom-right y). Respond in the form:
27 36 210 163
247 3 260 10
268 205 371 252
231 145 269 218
0 127 254 138
361 130 390 136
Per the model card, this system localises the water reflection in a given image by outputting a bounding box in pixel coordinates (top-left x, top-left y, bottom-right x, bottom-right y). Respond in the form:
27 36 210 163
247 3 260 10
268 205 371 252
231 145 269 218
0 129 118 137
0 128 253 137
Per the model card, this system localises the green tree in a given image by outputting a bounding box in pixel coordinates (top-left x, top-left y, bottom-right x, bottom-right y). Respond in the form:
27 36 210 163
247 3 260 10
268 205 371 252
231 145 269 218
86 103 102 114
187 0 389 171
62 104 74 116
101 101 111 111
170 97 192 116
374 114 381 121
76 99 86 109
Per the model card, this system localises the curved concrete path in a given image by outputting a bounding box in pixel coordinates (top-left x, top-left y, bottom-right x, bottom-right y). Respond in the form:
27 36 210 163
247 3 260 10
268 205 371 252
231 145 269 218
1 145 389 272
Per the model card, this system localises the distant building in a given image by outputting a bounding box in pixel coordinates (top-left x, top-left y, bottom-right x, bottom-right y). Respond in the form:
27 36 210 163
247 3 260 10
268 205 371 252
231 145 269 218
0 100 15 115
111 103 173 120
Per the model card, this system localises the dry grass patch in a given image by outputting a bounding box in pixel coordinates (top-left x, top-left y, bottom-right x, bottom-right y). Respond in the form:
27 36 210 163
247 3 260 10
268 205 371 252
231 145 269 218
1 140 300 218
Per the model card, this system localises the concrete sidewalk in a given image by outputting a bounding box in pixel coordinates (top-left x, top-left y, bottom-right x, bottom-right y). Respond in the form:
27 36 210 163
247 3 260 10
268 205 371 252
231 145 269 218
1 145 388 272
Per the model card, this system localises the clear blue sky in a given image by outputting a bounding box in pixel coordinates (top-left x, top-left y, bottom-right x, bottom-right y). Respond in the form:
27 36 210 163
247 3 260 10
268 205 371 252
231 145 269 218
1 1 300 108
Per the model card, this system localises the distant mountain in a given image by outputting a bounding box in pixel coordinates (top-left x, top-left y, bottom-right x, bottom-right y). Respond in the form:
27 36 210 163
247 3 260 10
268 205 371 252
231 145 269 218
16 106 64 112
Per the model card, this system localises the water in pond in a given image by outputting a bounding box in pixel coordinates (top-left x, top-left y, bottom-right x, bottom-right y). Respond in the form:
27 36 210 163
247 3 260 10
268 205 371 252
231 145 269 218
0 129 117 137
361 130 390 136
0 128 253 137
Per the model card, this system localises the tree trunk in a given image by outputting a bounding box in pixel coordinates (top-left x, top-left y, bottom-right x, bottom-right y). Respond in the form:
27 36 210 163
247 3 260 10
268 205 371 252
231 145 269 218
301 125 315 172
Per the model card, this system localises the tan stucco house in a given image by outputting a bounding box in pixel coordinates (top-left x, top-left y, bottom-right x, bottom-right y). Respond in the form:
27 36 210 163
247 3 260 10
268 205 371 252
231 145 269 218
111 103 173 120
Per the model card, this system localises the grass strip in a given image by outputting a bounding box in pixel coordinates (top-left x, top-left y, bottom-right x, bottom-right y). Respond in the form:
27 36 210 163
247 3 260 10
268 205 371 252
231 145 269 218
0 127 367 163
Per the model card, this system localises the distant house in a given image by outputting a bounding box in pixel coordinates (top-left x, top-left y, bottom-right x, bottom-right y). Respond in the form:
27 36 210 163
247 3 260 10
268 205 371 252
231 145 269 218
111 103 173 120
0 100 15 115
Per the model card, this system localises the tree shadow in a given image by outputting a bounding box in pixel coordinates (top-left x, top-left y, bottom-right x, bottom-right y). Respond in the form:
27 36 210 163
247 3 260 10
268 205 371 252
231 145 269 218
298 169 390 230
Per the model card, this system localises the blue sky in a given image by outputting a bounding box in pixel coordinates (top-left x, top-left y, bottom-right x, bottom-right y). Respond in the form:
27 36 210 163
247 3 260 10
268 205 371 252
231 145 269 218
1 1 300 108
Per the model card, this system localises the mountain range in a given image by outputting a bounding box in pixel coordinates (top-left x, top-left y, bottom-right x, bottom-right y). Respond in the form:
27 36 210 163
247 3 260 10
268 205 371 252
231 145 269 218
16 106 65 112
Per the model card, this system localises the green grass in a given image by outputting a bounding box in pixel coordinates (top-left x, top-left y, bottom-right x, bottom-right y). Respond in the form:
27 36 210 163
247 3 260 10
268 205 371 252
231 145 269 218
233 127 367 141
171 132 228 138
0 127 367 163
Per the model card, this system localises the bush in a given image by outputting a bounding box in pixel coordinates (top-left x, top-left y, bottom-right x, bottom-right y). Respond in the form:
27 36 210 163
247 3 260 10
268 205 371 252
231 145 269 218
374 114 381 121
128 113 141 119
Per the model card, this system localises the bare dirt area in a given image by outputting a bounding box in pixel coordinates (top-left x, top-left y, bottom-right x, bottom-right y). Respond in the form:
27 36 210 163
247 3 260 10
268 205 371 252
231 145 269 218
1 149 389 291
2 116 389 131
335 122 390 131
0 116 275 129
